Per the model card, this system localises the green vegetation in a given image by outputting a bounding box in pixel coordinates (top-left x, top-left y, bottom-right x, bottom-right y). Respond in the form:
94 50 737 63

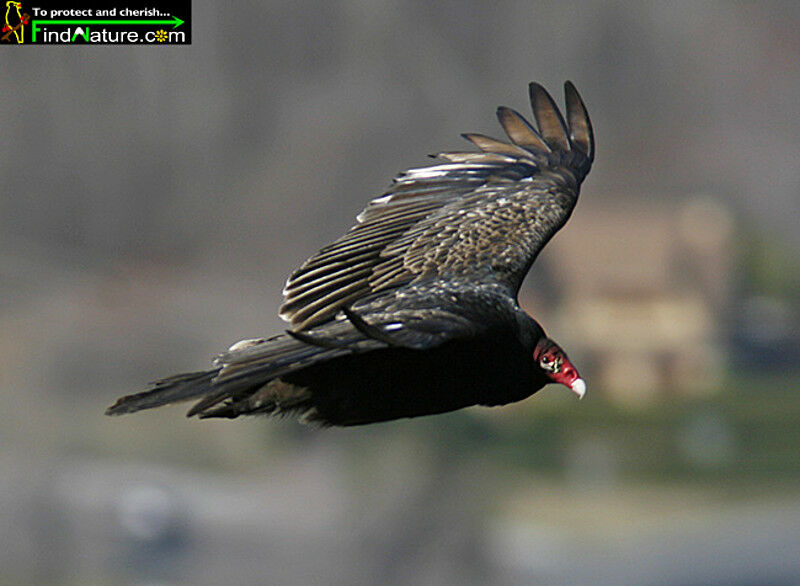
741 233 800 299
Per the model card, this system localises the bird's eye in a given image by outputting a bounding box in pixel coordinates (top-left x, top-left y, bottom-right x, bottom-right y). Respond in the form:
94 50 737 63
540 355 562 373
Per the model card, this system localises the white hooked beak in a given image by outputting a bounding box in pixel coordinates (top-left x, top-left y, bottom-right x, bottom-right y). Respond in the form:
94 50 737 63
570 378 587 400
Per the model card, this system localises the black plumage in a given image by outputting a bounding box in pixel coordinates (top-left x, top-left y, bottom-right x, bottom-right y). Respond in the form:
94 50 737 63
106 81 594 426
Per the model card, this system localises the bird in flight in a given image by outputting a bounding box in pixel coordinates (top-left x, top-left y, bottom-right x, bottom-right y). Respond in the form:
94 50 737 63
106 81 595 426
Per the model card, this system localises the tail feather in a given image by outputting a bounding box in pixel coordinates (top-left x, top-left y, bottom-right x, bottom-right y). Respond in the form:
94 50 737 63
105 370 219 416
105 326 386 420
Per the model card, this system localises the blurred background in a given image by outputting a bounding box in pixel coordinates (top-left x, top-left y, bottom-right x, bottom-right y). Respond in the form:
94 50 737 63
2 1 800 584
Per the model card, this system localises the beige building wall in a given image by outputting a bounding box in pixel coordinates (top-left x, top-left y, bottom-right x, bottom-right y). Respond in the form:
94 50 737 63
538 195 733 403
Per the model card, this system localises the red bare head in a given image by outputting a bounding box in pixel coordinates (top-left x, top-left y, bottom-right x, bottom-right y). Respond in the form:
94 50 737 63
533 338 586 399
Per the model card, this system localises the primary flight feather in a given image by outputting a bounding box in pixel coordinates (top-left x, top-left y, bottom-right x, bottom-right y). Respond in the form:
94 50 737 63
107 81 594 426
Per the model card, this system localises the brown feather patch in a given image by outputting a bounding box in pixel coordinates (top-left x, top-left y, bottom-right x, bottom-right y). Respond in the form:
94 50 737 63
496 107 551 152
528 83 571 151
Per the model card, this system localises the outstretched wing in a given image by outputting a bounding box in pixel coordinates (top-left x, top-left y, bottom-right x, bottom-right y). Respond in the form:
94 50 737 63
281 82 594 330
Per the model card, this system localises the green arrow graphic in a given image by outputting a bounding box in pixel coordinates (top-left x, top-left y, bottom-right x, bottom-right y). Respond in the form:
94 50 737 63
36 15 184 27
31 15 184 42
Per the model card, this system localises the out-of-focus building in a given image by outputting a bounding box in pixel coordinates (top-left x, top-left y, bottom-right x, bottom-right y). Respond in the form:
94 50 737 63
533 195 735 403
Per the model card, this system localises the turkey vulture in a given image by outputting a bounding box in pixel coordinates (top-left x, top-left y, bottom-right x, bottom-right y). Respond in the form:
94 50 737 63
106 81 594 426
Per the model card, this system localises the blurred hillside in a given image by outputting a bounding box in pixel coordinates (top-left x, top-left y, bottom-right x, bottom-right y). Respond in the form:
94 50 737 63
1 1 800 584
